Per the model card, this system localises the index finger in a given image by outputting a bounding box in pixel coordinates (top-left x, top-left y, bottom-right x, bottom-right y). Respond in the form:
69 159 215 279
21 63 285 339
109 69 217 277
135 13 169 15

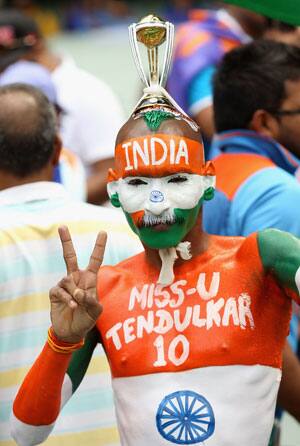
58 225 79 274
87 231 107 274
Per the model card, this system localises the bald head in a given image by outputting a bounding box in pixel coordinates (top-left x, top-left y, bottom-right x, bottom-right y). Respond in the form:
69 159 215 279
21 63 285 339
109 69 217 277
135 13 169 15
0 83 57 177
116 106 201 145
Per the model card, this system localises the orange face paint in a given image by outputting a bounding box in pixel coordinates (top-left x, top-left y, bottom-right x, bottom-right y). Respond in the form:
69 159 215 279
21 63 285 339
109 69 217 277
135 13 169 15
131 210 145 226
108 134 206 181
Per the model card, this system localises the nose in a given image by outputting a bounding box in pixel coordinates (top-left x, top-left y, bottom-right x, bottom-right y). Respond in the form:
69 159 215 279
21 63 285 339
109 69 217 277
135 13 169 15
145 189 170 216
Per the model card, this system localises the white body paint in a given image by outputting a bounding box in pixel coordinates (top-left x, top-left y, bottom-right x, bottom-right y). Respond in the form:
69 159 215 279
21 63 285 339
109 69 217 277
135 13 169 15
112 365 281 446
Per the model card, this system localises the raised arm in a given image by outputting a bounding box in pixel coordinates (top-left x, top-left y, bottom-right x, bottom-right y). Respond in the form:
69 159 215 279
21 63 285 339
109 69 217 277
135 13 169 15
257 228 300 297
11 227 106 446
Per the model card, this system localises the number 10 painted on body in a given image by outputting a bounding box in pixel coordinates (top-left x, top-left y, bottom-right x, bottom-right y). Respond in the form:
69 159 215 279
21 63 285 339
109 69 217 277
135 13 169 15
153 334 190 367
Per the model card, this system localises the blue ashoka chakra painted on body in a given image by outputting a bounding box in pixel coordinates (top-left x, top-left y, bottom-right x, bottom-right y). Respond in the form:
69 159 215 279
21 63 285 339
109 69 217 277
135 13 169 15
156 390 215 444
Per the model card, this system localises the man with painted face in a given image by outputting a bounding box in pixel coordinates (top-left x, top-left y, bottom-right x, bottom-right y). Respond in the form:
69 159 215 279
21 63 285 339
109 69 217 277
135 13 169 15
10 88 300 445
106 105 215 285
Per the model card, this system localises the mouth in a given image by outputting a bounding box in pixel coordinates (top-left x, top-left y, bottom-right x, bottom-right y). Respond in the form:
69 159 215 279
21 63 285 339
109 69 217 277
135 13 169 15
139 213 182 229
150 222 171 231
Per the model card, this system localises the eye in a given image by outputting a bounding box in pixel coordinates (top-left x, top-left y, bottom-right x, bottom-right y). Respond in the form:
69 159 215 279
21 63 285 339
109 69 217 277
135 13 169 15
127 178 147 186
168 175 188 184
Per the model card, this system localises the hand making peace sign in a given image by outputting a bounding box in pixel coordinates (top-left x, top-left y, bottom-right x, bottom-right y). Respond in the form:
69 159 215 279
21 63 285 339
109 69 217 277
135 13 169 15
49 226 107 343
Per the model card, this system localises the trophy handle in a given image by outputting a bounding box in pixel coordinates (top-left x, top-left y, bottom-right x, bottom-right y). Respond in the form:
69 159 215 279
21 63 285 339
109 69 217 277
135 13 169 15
160 22 174 88
129 23 149 86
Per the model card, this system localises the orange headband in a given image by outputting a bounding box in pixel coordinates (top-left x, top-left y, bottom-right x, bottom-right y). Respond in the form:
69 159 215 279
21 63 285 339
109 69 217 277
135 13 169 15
108 134 213 182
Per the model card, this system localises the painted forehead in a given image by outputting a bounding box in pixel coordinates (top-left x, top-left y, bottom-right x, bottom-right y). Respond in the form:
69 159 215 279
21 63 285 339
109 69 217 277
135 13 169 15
109 107 206 180
114 133 205 179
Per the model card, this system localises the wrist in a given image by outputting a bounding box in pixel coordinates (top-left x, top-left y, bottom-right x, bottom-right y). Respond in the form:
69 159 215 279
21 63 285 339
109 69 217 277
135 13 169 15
47 327 84 354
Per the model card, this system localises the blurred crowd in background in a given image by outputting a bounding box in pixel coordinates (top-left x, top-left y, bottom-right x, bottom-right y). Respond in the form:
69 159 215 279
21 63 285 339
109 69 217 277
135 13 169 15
0 0 211 34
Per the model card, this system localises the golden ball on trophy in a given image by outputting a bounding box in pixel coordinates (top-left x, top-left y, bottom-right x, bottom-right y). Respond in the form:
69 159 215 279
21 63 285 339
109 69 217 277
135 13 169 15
136 15 166 49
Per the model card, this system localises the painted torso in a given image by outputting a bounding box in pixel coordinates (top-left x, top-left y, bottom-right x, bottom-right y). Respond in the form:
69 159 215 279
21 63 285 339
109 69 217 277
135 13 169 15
97 233 292 446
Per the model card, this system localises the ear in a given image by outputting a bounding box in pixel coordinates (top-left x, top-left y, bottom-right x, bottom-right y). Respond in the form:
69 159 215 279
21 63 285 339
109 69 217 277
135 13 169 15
107 181 121 208
52 135 62 166
110 193 121 208
23 38 44 61
203 187 214 201
203 175 216 201
249 109 280 139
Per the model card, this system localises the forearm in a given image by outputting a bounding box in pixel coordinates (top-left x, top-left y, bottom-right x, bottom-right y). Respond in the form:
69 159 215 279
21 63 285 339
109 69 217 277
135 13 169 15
11 342 72 445
11 326 99 445
12 223 106 445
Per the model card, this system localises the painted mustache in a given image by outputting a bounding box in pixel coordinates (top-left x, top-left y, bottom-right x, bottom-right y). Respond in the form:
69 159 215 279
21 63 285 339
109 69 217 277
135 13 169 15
139 212 183 228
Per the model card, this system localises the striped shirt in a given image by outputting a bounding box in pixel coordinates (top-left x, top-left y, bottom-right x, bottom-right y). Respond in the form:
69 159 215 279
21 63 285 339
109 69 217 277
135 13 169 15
0 181 142 446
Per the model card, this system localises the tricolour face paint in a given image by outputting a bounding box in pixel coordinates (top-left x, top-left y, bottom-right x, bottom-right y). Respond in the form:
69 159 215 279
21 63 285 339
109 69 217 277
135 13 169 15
113 173 213 248
108 133 215 249
125 202 202 249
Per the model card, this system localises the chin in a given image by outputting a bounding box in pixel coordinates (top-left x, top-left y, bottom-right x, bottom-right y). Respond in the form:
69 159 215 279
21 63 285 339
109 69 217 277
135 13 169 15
138 222 186 250
140 233 182 250
143 241 178 250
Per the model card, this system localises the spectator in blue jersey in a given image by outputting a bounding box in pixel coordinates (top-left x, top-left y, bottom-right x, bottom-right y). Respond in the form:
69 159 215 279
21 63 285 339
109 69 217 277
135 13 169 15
168 3 300 153
0 60 87 201
204 39 300 445
167 4 268 144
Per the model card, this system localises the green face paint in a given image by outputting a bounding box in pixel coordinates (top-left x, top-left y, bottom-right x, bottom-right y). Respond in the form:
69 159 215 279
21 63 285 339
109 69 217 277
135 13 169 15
124 201 202 249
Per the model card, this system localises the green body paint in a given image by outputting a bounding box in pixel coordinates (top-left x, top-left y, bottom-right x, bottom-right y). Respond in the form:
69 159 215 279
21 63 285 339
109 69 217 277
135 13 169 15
67 327 99 392
268 425 279 446
143 110 175 131
258 228 300 293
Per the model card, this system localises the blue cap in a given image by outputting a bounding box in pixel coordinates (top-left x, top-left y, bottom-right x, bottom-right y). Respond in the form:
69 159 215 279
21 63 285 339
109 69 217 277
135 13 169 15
0 60 59 105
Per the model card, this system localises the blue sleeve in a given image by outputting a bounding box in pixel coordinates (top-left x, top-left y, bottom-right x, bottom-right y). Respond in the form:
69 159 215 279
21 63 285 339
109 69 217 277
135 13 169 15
231 167 300 353
229 167 300 237
187 65 216 113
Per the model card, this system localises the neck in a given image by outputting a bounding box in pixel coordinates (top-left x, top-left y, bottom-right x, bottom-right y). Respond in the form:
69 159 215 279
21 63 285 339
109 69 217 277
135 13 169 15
0 167 53 191
143 211 209 270
32 48 61 72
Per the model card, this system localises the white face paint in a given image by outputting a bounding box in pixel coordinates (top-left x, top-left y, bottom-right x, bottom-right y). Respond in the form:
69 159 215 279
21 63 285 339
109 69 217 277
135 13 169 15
109 173 215 215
